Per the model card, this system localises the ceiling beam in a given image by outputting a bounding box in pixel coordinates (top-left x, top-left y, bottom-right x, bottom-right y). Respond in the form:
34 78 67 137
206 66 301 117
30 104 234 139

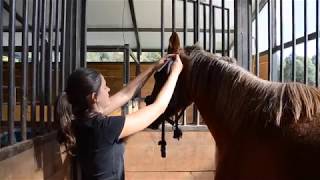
128 0 141 51
87 27 234 34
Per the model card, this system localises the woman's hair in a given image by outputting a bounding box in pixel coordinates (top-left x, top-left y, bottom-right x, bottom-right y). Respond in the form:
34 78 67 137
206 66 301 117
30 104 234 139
55 68 102 154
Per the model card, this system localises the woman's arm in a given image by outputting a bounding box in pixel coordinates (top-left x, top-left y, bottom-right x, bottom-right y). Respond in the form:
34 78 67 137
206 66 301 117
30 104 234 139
103 55 172 115
102 65 155 115
119 55 183 139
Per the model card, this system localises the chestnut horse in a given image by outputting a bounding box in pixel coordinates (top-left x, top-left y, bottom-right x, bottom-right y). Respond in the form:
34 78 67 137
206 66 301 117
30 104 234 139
147 32 320 180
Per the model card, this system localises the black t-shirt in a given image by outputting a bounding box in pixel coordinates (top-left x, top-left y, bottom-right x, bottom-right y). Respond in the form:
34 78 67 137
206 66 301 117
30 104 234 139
74 114 126 180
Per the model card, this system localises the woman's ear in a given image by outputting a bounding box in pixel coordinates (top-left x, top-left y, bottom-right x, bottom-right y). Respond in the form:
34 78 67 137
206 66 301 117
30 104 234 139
87 92 98 105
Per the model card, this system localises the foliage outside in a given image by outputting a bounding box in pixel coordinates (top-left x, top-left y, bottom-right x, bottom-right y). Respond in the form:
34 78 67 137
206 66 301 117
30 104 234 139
86 52 161 62
283 54 319 85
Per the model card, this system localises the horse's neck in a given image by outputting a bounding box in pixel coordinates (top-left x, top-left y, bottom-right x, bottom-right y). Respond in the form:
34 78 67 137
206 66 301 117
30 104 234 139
187 59 235 144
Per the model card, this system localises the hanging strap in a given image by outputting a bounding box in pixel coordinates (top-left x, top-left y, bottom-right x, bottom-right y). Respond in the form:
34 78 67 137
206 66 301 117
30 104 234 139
158 107 186 158
158 120 167 158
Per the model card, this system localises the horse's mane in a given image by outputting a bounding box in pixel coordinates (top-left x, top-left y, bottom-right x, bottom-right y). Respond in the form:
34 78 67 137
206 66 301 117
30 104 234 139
187 47 320 137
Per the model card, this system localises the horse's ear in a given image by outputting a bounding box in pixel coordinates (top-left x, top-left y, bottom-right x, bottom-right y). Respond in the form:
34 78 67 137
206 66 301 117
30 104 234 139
168 32 181 54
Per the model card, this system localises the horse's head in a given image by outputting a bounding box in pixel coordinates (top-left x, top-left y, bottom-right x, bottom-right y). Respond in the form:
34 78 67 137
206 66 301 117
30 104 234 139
145 32 195 129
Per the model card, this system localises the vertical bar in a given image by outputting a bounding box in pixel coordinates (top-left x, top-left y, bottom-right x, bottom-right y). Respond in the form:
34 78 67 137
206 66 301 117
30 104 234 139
55 0 61 97
227 9 230 56
122 44 130 115
268 0 272 81
37 0 42 99
60 0 67 91
0 0 3 146
222 0 225 55
80 0 87 68
161 0 164 56
47 0 54 127
172 0 176 32
209 0 212 53
40 0 47 126
8 0 16 145
183 0 187 124
292 0 296 82
193 2 196 43
72 0 78 70
203 5 207 50
136 49 141 104
317 0 320 87
31 0 39 133
303 0 308 84
255 0 259 76
65 0 73 76
21 0 29 140
183 0 187 46
280 0 284 82
213 7 216 53
193 0 200 124
196 0 200 42
248 1 252 71
182 110 187 125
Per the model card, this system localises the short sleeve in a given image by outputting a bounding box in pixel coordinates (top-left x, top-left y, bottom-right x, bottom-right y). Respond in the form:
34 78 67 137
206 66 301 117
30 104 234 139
97 116 125 144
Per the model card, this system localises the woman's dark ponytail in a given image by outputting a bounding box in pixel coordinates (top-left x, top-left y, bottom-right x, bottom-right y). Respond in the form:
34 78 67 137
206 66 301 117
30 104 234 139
55 92 76 154
55 68 102 154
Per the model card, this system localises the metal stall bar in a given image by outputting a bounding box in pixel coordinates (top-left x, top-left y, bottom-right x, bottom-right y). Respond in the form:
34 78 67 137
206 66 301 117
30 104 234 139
303 0 308 84
80 0 87 68
209 0 212 53
248 1 252 71
161 0 164 57
317 0 320 87
280 0 284 82
213 7 216 53
8 0 16 145
37 0 42 108
47 0 54 127
65 0 73 75
31 0 39 133
292 0 296 82
194 0 200 125
183 0 187 46
55 0 61 97
60 0 67 91
182 0 187 125
72 0 78 70
227 9 230 56
203 5 207 50
222 0 225 56
255 0 259 76
40 0 47 127
268 0 273 81
193 2 196 42
196 0 200 42
172 0 176 32
122 44 130 115
0 0 3 146
21 0 29 140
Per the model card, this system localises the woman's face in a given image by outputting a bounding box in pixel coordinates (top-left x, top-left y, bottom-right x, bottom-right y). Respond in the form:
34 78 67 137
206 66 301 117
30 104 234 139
96 75 111 110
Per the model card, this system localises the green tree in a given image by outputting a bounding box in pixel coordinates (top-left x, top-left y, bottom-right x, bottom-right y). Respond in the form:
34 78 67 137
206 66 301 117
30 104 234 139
99 52 111 61
284 54 316 85
141 52 161 62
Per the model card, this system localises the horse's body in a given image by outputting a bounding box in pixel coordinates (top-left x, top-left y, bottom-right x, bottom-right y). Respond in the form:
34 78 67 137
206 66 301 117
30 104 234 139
180 49 320 180
147 32 320 179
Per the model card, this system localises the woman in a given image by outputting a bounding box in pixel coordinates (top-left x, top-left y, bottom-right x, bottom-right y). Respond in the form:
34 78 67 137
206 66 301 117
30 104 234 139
55 54 183 180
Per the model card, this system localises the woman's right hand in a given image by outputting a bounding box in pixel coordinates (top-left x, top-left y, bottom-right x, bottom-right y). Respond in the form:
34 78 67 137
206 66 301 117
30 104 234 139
170 54 183 74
